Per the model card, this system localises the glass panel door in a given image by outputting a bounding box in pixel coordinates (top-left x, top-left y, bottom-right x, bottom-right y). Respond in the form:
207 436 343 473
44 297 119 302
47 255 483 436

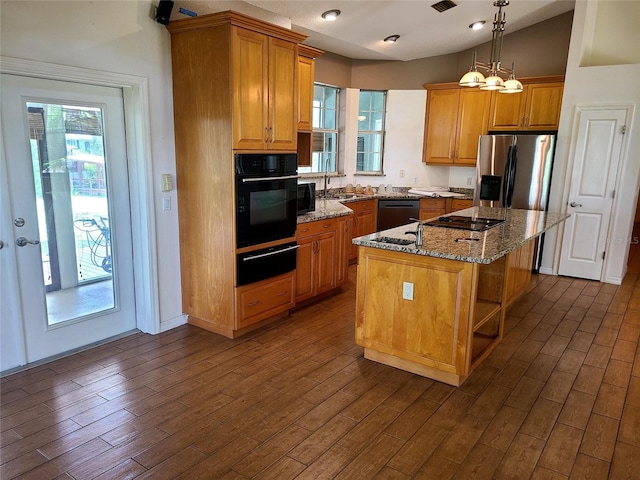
2 74 136 363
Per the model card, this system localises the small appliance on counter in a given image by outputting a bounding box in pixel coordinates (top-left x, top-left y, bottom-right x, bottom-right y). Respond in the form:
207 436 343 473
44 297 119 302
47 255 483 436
297 183 316 215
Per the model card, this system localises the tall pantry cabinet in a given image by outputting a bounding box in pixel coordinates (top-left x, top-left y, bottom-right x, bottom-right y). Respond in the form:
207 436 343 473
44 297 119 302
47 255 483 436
167 11 307 337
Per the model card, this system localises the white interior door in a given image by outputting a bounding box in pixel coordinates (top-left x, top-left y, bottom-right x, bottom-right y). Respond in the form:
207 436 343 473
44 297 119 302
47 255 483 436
558 107 627 280
1 74 136 365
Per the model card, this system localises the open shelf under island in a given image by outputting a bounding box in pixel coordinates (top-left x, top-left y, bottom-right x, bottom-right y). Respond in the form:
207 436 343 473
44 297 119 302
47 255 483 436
352 207 569 386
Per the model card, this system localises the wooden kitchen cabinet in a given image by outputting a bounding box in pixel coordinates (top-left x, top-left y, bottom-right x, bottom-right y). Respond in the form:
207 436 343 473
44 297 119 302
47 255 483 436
168 11 307 338
489 77 564 131
296 45 323 167
297 45 323 132
419 198 447 221
232 28 298 150
355 237 537 386
449 199 473 212
336 216 350 285
296 217 345 302
348 199 378 262
420 198 473 220
422 84 490 166
236 272 295 329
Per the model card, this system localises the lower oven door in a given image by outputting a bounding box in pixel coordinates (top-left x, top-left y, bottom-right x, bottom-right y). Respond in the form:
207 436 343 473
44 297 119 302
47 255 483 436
236 242 298 286
236 176 298 248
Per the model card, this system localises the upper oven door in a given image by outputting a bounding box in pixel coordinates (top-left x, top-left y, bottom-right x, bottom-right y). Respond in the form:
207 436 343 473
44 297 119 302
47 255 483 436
236 174 298 248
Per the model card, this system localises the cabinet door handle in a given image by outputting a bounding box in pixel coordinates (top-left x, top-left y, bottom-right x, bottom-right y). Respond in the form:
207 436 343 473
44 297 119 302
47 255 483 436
269 127 273 143
248 300 260 307
276 291 287 297
323 224 330 229
265 127 269 143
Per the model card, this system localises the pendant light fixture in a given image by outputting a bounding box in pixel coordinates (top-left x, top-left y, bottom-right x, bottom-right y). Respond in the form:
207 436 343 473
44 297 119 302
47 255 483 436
459 0 522 93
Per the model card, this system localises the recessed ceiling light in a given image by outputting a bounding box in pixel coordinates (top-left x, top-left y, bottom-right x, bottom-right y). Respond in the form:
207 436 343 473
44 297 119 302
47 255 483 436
321 9 341 21
384 35 400 43
469 20 486 30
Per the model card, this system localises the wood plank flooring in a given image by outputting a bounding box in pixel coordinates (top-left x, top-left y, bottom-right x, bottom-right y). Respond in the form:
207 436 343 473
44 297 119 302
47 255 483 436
2 241 639 479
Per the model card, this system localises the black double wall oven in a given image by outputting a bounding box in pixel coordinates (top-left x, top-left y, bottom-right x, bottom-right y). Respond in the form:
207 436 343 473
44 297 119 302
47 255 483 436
235 153 299 286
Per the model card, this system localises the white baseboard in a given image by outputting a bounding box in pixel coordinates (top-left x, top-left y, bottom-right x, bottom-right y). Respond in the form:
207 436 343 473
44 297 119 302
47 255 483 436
160 314 188 332
603 276 623 285
538 267 555 275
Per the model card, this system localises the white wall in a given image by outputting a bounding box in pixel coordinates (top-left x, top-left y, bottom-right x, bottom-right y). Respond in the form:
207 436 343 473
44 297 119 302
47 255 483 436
541 0 640 281
0 1 184 330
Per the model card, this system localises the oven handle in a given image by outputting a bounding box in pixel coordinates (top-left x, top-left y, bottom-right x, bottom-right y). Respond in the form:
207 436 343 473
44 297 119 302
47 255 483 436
242 244 300 262
241 174 299 183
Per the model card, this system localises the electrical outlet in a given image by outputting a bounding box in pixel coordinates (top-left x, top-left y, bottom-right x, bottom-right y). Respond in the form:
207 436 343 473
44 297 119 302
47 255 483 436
402 282 414 301
414 177 418 184
466 176 473 186
400 170 405 178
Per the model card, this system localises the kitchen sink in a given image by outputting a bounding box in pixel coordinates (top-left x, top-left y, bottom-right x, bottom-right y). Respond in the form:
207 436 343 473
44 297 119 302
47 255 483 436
370 236 414 246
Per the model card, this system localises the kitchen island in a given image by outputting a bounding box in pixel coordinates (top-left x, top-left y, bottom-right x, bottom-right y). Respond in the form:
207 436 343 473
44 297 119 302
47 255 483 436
352 207 569 386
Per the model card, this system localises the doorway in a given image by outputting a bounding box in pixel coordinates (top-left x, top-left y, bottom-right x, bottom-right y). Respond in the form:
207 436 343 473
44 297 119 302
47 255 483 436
1 74 136 363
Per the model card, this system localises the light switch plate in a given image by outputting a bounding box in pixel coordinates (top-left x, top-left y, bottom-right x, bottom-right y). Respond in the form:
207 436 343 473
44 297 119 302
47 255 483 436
402 282 414 300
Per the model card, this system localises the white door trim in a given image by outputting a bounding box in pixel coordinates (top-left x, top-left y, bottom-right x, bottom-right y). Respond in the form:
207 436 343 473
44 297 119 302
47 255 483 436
0 55 160 334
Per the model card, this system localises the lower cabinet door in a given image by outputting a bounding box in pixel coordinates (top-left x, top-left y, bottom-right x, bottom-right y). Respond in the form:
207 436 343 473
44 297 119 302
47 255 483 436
236 272 295 329
295 238 315 302
315 233 337 295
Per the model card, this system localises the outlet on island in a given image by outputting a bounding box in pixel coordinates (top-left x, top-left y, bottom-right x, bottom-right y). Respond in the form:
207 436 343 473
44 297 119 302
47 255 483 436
402 281 414 301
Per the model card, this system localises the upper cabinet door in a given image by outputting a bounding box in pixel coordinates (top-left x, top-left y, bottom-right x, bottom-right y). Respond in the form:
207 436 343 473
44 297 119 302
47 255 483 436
232 28 298 150
489 79 564 131
488 90 527 131
268 38 298 150
423 88 459 164
232 28 269 150
454 89 490 165
296 55 314 132
524 82 564 130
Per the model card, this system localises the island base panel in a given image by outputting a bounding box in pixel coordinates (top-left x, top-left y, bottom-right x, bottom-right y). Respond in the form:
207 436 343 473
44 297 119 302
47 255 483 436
364 348 466 387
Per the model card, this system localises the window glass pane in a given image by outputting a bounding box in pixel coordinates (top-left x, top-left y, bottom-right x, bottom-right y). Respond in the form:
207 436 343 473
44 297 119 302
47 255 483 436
356 90 386 172
372 91 385 111
372 112 384 130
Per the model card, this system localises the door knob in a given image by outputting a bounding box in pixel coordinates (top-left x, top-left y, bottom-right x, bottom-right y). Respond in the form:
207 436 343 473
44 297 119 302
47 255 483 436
569 202 582 208
0 240 4 250
16 237 40 247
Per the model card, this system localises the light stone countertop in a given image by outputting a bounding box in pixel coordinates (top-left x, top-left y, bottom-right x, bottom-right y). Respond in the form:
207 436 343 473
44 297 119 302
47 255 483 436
297 199 354 224
352 207 570 264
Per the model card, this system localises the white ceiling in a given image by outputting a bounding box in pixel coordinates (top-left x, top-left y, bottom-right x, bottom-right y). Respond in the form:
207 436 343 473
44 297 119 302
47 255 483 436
172 0 575 61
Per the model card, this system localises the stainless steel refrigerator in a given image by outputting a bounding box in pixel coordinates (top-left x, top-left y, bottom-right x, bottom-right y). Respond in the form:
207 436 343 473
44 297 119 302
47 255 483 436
473 133 556 271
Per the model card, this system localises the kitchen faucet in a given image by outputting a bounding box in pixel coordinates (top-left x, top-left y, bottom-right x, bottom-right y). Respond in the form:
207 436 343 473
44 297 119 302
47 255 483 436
323 156 330 198
405 218 424 247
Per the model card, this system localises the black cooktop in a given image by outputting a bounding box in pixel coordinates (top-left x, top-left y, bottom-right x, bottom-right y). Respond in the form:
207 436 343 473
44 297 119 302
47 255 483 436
425 215 506 232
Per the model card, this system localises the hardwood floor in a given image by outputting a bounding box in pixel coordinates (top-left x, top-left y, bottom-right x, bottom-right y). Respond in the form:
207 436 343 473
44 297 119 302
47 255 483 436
2 256 639 479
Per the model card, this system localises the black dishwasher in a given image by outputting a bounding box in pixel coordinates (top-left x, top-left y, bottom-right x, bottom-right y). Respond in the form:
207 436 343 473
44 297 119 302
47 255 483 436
377 199 420 231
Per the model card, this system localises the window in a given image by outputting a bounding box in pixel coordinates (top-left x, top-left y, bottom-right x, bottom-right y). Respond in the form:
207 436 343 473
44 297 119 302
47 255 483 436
299 84 339 174
357 90 386 173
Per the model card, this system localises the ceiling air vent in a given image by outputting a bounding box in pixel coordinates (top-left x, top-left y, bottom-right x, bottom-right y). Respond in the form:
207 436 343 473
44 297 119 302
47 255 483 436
431 0 457 13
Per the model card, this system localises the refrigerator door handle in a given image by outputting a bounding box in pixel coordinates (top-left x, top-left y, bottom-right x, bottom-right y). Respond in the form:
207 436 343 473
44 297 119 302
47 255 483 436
506 145 518 208
502 146 514 207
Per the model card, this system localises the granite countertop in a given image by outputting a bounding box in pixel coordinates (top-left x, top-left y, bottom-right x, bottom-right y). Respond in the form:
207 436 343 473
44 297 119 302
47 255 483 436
352 206 570 264
297 199 354 224
323 191 474 203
